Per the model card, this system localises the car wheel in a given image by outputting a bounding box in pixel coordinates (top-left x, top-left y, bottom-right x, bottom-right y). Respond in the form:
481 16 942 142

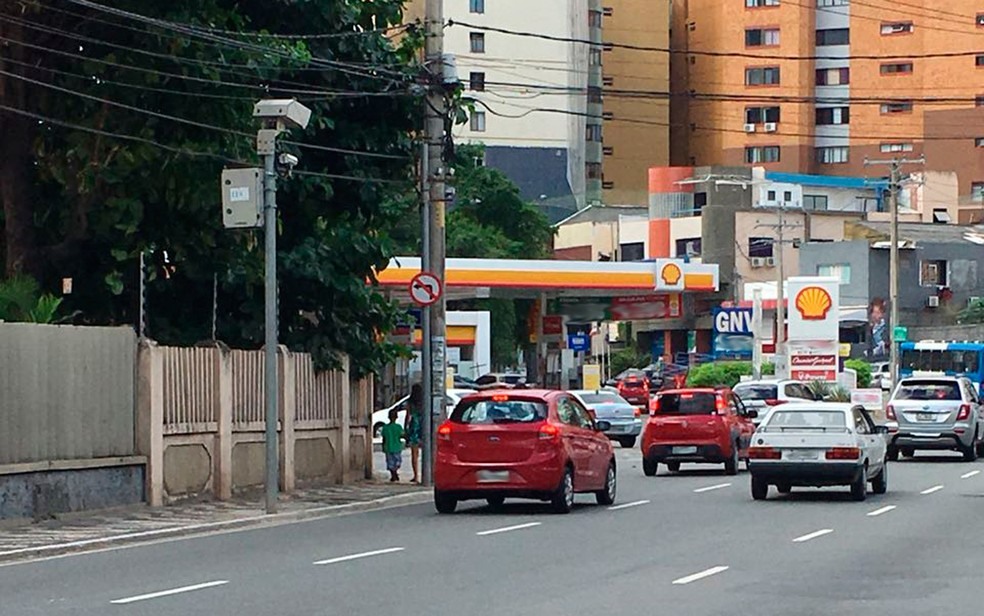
777 483 791 494
551 467 575 514
872 461 888 495
434 491 458 514
486 496 505 509
666 461 681 473
963 441 979 462
886 446 899 462
596 461 617 506
751 476 768 500
851 465 868 502
618 436 637 449
724 442 739 476
643 457 658 477
900 447 915 458
976 439 984 457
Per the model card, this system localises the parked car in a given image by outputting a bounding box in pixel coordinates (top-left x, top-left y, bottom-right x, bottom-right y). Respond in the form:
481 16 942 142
869 362 892 391
454 374 479 389
641 388 757 476
569 389 643 448
371 389 476 440
615 369 650 405
747 402 889 501
433 390 617 514
733 379 816 425
885 377 984 461
474 373 526 390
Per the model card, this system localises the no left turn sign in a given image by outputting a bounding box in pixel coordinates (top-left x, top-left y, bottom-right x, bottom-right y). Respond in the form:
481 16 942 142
409 271 442 306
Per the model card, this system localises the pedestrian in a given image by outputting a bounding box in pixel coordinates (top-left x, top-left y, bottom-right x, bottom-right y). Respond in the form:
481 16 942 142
380 408 404 482
405 383 424 483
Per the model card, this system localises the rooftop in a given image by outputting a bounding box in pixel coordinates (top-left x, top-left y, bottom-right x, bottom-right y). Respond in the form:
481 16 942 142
553 204 649 227
848 221 984 245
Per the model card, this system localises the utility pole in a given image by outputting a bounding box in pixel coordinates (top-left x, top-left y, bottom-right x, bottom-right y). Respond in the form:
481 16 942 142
422 0 448 487
864 156 925 391
775 204 787 377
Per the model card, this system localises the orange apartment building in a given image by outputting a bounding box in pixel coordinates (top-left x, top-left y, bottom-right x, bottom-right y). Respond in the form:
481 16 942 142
670 0 984 222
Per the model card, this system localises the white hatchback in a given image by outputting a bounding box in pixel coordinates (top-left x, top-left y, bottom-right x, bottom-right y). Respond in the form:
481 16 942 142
372 389 477 442
747 402 889 501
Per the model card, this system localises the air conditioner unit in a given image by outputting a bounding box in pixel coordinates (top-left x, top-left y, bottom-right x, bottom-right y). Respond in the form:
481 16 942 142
927 295 940 308
744 123 756 133
763 122 778 132
765 256 777 267
750 257 766 268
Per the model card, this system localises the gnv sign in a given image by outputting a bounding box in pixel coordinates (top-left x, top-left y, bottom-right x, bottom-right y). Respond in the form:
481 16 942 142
713 307 754 359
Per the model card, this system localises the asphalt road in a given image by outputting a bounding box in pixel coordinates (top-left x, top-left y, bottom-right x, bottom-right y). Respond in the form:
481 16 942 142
2 447 982 616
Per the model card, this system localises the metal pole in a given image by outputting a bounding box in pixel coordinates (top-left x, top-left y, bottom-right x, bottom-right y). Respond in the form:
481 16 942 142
752 287 763 380
420 140 433 488
888 160 900 390
425 0 447 485
775 205 787 378
263 150 279 514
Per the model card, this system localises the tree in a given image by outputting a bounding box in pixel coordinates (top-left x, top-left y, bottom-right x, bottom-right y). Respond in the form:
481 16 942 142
959 298 984 324
0 0 422 375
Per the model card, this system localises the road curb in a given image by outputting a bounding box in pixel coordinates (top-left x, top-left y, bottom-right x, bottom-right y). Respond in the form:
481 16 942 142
0 490 432 565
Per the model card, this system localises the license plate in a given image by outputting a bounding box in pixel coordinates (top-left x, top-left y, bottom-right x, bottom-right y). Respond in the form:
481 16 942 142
916 413 935 421
477 470 509 483
672 446 698 455
785 450 819 461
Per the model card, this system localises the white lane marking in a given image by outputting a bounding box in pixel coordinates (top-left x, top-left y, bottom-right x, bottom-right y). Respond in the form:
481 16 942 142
672 566 729 585
792 529 834 543
693 483 732 493
608 500 650 511
867 505 897 517
961 470 981 479
313 547 405 565
476 522 541 536
921 485 945 495
110 580 228 605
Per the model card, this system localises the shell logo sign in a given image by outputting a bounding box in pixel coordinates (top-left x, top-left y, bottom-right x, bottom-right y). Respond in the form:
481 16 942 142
794 286 833 321
660 262 682 286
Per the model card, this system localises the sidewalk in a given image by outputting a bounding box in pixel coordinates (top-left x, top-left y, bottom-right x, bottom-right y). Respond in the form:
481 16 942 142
0 450 428 563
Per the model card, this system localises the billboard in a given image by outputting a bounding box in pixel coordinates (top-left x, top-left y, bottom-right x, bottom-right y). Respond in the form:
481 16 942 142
787 277 840 342
713 307 754 358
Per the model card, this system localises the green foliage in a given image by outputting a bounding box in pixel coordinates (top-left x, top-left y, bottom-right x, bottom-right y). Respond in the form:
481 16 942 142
807 380 851 402
686 361 775 388
959 298 984 324
0 275 62 323
844 359 872 388
610 347 651 378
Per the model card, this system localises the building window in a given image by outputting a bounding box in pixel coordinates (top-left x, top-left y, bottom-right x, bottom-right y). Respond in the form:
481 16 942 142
586 162 603 180
746 0 779 6
977 95 984 107
470 110 486 132
933 209 951 223
602 75 615 86
675 237 702 257
978 13 984 26
880 143 913 153
590 48 602 66
589 10 603 28
469 0 485 13
745 106 781 124
748 237 774 258
880 100 913 114
745 28 780 47
880 62 913 75
469 32 485 53
694 192 708 213
816 28 850 45
975 138 984 147
818 0 848 5
881 22 914 35
818 264 851 284
977 55 984 67
972 182 984 202
586 124 602 142
469 72 485 91
745 66 780 85
816 107 850 125
816 146 849 164
803 194 829 210
587 86 603 103
745 146 780 163
920 260 948 287
620 242 645 262
816 67 850 85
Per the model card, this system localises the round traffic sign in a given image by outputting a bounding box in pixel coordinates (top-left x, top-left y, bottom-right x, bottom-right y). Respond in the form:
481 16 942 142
409 271 442 306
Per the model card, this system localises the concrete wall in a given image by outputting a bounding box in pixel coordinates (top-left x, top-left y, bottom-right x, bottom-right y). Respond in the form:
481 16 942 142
799 240 873 306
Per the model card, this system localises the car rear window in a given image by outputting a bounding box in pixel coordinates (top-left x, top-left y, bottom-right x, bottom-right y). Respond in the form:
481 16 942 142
502 375 523 385
451 399 548 424
733 385 778 401
656 392 717 415
762 410 847 431
580 393 627 405
896 381 961 401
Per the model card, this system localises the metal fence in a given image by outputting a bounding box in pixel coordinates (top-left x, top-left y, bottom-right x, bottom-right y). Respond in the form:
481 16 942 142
0 324 136 465
162 346 216 433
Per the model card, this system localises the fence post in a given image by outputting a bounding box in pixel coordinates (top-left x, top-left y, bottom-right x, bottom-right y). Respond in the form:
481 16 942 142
339 355 352 484
214 344 233 500
279 346 296 493
136 340 164 506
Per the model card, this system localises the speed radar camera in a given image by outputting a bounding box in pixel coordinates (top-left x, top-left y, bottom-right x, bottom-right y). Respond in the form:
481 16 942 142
252 99 312 130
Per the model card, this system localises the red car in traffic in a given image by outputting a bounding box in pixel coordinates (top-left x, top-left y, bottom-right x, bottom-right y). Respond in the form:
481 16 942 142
641 388 757 476
617 370 651 406
434 390 617 514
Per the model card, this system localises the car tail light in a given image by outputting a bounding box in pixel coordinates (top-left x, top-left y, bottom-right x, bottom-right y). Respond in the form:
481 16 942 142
764 399 782 406
437 422 453 442
715 396 727 412
747 447 781 460
650 398 661 415
886 404 897 420
957 404 971 421
539 423 561 442
825 447 861 460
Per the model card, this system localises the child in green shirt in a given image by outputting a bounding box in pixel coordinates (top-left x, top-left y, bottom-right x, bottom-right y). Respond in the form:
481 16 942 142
380 409 405 482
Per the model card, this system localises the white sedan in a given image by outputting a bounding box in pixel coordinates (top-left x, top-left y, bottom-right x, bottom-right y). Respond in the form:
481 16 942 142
371 389 476 441
747 402 889 501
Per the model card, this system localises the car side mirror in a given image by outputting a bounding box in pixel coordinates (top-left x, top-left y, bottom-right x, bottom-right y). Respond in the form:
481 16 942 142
874 425 889 435
746 410 758 419
595 420 612 432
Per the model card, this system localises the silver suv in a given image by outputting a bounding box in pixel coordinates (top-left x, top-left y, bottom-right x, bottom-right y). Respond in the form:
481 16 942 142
886 377 984 461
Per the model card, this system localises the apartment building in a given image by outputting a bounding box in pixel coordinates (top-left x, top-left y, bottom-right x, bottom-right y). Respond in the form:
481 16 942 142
670 0 984 222
406 0 670 217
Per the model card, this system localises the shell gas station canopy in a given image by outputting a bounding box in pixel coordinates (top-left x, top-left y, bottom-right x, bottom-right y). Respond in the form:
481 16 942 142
376 257 720 302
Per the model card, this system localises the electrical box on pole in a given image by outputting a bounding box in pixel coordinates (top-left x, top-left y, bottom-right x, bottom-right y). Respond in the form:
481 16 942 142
221 168 264 229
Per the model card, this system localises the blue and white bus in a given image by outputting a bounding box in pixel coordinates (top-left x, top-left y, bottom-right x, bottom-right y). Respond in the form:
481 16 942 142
899 341 984 396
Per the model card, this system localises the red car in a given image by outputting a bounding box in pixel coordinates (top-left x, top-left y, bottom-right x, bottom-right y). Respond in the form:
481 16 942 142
434 390 617 514
641 388 757 476
617 370 650 406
